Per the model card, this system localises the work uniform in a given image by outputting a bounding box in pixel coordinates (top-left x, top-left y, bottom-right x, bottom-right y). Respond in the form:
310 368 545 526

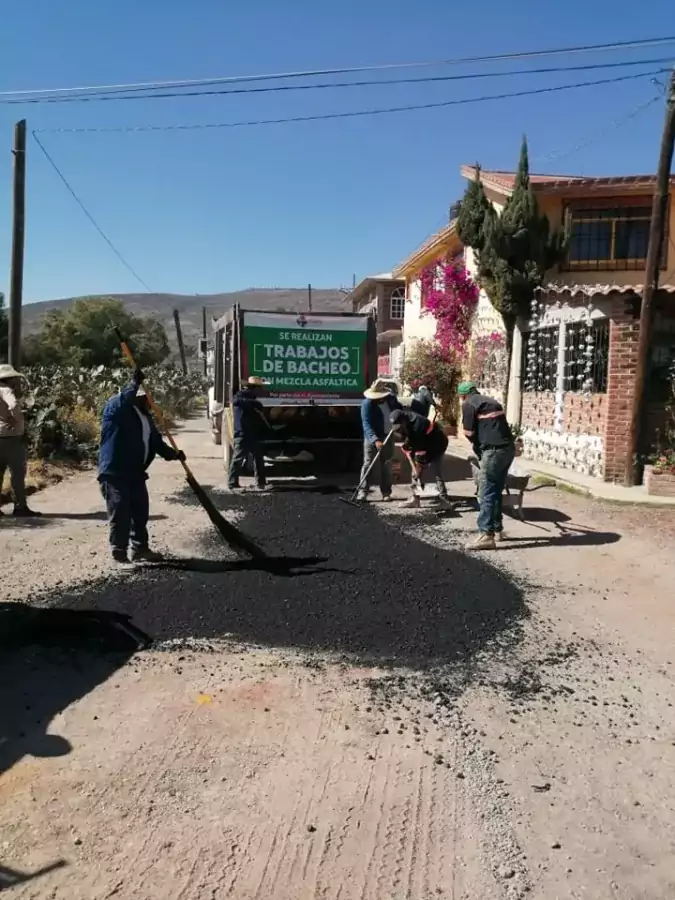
98 379 180 557
358 394 400 501
391 409 450 501
228 387 267 490
0 381 29 512
461 392 514 536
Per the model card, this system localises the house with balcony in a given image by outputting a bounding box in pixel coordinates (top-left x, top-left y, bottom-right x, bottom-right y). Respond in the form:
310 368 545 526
458 166 675 484
349 272 406 379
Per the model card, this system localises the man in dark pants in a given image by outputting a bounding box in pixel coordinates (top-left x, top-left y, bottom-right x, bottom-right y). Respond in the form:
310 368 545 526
389 408 452 509
0 364 40 517
98 369 184 563
357 380 400 503
459 381 515 550
228 376 269 491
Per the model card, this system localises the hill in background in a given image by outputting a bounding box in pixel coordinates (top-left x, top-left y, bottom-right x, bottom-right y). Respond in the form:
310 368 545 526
23 288 351 354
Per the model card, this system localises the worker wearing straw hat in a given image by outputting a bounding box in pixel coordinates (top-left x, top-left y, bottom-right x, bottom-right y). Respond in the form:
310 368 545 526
0 364 40 517
356 379 401 503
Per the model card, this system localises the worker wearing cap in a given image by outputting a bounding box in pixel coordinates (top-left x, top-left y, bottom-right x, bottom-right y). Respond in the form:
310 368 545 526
228 376 269 492
458 381 515 550
98 368 185 563
0 364 39 517
357 379 401 503
389 408 452 510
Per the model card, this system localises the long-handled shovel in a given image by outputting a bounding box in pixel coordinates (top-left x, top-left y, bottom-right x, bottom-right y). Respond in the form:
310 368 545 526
339 429 396 509
114 328 267 560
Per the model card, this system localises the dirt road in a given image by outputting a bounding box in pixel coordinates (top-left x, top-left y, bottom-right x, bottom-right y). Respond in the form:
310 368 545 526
2 419 675 899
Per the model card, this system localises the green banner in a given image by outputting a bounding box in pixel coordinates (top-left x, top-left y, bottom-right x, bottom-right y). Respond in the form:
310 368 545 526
243 317 367 395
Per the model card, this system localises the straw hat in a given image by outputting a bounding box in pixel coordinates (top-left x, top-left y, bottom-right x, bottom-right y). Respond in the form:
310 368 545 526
0 364 25 381
363 379 393 401
245 376 268 387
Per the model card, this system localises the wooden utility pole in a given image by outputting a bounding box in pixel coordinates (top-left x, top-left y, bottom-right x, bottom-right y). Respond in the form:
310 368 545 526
173 309 188 374
307 283 313 313
627 70 675 485
8 120 27 368
202 305 208 377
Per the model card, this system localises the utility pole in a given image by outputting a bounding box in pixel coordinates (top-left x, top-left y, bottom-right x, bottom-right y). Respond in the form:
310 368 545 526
627 70 675 485
8 120 26 368
307 283 313 313
173 309 188 375
202 305 208 377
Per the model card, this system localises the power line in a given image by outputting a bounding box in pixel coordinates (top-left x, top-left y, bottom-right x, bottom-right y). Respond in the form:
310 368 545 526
4 56 673 106
35 68 669 135
31 133 153 292
535 94 663 164
5 34 675 100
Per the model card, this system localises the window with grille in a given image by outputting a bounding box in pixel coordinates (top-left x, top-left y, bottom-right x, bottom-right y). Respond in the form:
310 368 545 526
564 197 667 272
389 286 406 320
521 327 559 392
563 320 609 393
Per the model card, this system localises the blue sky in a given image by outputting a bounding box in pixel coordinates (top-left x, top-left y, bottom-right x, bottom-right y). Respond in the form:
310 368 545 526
1 0 673 304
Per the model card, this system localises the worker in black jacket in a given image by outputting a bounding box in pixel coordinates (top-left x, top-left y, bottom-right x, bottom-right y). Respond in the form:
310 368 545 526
227 376 269 491
389 408 452 510
459 381 514 550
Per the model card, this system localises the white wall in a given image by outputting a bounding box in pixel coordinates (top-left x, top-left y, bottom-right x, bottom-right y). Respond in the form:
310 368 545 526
402 277 436 348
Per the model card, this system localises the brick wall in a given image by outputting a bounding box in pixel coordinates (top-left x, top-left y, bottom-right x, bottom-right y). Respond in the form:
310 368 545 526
521 392 607 435
604 303 640 483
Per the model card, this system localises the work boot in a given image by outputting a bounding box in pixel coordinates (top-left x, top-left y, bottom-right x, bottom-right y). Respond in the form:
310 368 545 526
13 505 41 518
254 483 271 492
111 549 130 564
402 495 421 510
436 494 453 510
130 547 164 563
494 531 507 543
355 492 368 503
381 493 392 503
467 533 497 551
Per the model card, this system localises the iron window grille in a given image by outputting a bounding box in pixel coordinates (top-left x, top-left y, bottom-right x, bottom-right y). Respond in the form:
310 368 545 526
563 320 609 393
521 326 559 392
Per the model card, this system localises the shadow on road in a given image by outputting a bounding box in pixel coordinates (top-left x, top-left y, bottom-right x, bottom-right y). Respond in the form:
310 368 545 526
0 861 68 891
0 604 149 777
40 485 531 673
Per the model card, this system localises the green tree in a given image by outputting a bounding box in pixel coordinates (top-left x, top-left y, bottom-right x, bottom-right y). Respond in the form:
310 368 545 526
457 138 568 394
0 293 7 362
402 339 460 425
24 297 170 368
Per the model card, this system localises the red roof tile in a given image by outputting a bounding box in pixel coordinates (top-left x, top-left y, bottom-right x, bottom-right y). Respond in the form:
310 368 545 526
461 165 675 195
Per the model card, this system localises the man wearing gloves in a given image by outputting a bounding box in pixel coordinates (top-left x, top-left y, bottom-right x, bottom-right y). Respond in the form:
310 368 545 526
98 369 185 563
459 381 515 550
389 407 452 509
357 379 400 503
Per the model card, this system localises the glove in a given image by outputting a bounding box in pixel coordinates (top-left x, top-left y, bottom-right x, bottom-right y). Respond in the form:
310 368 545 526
133 368 145 385
175 449 186 463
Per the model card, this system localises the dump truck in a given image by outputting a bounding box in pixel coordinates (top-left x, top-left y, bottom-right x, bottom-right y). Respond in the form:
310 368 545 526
210 306 378 473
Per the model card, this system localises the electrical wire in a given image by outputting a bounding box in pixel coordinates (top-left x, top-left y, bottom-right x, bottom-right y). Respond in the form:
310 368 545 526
4 35 675 99
34 68 669 135
535 94 663 164
3 56 673 105
31 133 153 292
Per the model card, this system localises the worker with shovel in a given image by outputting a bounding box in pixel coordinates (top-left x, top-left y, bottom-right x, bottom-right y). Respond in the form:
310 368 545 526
98 369 185 563
356 379 400 503
389 408 452 510
228 376 270 492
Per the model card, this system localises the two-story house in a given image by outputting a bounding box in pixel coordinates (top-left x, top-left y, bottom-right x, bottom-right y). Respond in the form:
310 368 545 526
459 167 675 484
349 273 406 379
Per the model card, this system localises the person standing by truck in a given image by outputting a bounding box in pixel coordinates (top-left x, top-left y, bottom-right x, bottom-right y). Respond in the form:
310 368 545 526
228 376 269 492
0 364 40 517
459 381 515 550
356 379 400 503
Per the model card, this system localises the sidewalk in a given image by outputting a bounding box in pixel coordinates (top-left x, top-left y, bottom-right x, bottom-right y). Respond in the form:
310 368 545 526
445 437 675 507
